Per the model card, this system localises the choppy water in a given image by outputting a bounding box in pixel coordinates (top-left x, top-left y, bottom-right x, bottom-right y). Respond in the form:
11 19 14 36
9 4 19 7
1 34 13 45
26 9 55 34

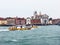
0 25 60 45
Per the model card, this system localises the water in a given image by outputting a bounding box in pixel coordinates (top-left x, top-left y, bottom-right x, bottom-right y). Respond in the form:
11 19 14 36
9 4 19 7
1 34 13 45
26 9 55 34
0 25 60 45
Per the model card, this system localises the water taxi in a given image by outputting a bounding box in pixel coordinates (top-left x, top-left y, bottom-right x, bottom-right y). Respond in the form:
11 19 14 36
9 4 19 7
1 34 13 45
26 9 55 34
8 25 38 31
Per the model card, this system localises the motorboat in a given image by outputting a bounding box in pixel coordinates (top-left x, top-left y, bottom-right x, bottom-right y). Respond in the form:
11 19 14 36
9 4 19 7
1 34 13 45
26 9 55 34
8 25 38 31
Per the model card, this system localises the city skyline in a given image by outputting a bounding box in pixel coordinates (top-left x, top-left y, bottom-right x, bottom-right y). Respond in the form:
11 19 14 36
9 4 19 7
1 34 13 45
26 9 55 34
0 0 60 19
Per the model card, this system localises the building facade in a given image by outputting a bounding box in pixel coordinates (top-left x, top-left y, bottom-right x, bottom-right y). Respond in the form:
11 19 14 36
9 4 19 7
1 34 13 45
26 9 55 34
41 14 49 24
52 19 60 24
6 17 15 25
0 18 7 25
15 18 26 25
31 19 41 24
31 11 49 24
26 17 31 24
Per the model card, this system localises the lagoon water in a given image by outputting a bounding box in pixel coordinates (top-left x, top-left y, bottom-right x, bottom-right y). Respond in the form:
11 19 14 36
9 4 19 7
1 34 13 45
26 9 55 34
0 25 60 45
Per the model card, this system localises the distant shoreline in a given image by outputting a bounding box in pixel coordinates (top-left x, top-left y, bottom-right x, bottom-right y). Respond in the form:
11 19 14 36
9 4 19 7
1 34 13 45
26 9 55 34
0 24 60 26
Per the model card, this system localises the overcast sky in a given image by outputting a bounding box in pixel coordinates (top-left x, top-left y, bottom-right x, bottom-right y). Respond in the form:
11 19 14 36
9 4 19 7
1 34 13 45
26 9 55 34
0 0 60 19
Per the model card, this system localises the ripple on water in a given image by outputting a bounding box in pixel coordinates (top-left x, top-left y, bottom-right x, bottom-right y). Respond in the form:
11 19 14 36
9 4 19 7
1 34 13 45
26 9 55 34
0 25 60 45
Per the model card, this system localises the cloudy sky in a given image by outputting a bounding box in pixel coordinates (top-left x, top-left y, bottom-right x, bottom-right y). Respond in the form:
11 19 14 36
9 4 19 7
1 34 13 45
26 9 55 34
0 0 60 19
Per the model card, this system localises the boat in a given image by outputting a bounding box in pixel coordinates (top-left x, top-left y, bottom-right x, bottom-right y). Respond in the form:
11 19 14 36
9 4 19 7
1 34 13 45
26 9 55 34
9 26 17 31
8 25 38 31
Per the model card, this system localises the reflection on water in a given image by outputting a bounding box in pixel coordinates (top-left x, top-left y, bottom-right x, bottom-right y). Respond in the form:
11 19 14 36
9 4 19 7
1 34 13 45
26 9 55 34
0 25 60 45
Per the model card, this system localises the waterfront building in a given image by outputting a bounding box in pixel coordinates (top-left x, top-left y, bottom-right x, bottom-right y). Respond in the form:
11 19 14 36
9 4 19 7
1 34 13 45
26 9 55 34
15 17 26 25
31 19 41 24
48 21 52 24
48 18 52 24
41 14 49 24
31 11 49 24
0 17 7 25
31 11 41 24
6 17 15 25
52 19 60 25
26 17 31 25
